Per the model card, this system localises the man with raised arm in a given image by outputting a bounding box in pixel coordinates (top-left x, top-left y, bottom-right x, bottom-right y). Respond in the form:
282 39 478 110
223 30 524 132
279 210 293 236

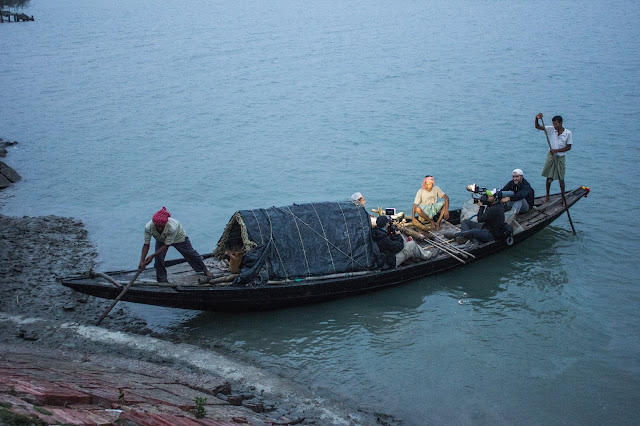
535 113 573 203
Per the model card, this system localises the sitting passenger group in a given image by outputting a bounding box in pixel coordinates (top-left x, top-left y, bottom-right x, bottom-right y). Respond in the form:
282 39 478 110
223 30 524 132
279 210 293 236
365 168 532 266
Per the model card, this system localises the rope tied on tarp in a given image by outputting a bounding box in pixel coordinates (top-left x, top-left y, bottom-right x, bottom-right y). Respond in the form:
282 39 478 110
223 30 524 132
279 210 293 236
214 200 379 284
278 203 367 271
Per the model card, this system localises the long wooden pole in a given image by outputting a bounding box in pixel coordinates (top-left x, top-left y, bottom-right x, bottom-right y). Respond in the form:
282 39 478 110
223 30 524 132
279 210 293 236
540 117 577 234
96 269 143 326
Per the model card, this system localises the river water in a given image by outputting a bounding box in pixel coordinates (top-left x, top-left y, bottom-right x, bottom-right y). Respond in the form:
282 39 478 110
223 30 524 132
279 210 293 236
1 0 639 423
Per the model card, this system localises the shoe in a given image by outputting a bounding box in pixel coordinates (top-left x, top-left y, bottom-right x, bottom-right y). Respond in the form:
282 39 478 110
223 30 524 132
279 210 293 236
443 231 457 239
455 236 468 245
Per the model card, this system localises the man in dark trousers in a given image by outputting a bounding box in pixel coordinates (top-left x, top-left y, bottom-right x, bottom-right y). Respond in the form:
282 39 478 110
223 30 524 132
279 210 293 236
500 168 534 214
139 207 213 282
371 216 405 269
452 193 506 244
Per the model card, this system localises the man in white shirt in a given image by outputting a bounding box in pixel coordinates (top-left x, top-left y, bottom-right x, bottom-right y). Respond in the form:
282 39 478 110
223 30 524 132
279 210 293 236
536 113 573 203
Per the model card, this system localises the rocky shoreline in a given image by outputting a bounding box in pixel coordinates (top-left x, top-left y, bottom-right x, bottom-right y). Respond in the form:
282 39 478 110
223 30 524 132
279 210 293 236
0 141 392 425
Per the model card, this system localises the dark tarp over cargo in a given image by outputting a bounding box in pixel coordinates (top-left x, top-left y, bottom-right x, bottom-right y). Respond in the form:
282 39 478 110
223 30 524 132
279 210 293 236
213 201 381 284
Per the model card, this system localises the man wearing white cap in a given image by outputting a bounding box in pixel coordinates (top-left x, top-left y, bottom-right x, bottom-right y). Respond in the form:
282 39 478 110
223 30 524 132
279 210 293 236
350 192 366 206
500 169 534 214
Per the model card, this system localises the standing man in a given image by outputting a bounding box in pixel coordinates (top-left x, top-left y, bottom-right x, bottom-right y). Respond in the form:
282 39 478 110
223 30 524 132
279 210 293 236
412 175 449 230
535 113 572 203
139 207 213 282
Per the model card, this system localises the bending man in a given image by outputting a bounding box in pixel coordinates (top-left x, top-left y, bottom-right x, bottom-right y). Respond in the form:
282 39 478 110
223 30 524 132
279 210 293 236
451 193 506 244
139 207 213 282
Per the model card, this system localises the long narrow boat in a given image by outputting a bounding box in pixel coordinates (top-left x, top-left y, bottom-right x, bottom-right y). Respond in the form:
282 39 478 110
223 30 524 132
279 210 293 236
61 187 589 312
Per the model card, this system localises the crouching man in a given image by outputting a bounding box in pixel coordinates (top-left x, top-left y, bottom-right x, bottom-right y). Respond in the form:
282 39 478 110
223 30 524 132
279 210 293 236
139 207 213 282
450 193 506 244
372 216 438 269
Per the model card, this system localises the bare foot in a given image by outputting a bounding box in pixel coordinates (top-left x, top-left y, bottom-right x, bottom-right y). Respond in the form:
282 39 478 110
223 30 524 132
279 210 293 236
542 196 549 204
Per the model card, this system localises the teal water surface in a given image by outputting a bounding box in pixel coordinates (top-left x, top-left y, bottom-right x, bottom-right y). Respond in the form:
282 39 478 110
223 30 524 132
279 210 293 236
1 0 639 423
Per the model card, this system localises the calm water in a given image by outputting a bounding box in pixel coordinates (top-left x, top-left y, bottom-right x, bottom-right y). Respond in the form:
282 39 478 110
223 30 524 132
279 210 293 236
2 0 639 423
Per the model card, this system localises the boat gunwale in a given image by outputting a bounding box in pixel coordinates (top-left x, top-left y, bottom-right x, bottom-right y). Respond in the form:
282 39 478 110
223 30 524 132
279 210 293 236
60 187 587 311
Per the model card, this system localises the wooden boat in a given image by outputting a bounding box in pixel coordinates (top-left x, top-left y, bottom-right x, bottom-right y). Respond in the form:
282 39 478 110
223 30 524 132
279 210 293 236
61 186 589 312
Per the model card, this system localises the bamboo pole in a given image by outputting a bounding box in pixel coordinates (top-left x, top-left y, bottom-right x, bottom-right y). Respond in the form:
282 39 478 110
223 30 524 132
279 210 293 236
90 270 123 288
96 269 143 326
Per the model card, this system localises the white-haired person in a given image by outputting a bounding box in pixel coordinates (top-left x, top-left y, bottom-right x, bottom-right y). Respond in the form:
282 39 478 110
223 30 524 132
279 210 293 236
500 169 534 214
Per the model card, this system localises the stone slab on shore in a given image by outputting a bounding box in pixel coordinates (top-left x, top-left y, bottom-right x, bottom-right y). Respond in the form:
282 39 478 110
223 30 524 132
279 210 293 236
0 343 280 425
0 138 21 189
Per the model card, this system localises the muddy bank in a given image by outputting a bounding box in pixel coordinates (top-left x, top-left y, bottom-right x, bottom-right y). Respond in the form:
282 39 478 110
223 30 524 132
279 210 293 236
0 153 399 426
0 213 393 424
0 138 394 424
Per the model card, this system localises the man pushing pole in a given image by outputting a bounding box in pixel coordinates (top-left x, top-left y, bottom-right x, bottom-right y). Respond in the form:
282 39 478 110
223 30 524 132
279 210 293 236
535 112 572 204
535 112 576 234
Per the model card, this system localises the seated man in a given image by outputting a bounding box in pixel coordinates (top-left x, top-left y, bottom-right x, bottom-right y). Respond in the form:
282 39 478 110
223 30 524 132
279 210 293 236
451 193 506 244
372 216 437 269
500 168 534 214
412 175 449 230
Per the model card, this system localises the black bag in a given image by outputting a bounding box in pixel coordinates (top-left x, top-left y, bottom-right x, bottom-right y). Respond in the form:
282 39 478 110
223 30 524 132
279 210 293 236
500 222 513 240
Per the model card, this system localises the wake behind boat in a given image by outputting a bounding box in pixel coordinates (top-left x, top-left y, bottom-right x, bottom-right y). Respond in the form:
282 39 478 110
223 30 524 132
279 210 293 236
61 187 589 312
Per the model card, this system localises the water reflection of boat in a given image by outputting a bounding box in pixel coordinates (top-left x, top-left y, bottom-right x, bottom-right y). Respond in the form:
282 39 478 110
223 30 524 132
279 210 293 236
61 187 588 312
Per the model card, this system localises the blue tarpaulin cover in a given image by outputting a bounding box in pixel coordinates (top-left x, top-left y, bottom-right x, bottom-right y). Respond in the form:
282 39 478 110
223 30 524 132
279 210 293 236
214 201 381 284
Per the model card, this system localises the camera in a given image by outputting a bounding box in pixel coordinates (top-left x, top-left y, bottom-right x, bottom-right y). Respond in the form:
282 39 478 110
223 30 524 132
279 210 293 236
466 183 487 194
467 183 499 203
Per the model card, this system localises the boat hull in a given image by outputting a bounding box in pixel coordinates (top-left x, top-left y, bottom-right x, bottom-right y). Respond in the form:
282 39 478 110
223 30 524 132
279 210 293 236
61 187 588 312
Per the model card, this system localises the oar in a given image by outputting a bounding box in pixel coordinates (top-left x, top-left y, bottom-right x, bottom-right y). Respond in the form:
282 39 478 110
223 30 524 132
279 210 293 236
540 117 577 235
96 268 143 326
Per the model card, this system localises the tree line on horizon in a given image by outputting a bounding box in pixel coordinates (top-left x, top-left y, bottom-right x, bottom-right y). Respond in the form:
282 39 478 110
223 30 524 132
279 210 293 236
0 0 31 9
0 0 32 22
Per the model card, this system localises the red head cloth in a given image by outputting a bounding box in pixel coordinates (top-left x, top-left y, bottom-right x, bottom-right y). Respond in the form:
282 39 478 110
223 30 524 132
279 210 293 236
421 176 435 190
152 207 171 226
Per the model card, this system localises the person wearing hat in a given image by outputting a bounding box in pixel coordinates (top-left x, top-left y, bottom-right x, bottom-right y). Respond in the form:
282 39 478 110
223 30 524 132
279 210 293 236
349 192 366 206
500 168 534 214
139 207 213 282
411 175 450 230
372 215 437 269
451 193 506 244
